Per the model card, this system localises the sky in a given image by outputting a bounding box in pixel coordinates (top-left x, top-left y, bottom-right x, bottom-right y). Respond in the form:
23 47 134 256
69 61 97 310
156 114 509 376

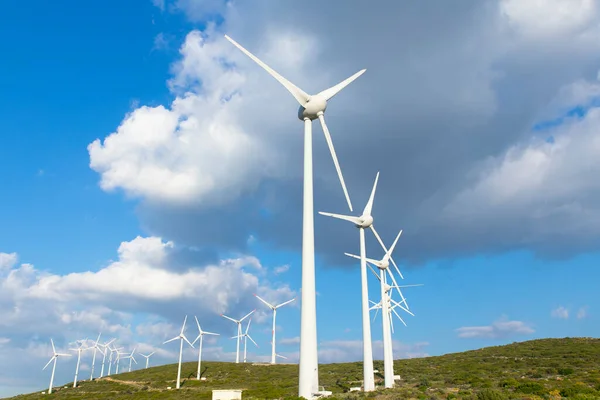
1 0 600 396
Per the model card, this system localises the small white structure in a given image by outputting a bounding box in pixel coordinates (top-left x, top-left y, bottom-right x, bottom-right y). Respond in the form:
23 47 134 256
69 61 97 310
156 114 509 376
349 387 362 392
394 375 401 380
212 389 243 400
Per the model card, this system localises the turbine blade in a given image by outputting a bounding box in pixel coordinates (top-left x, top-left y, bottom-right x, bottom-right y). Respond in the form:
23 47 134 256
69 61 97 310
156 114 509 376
390 296 415 316
205 332 220 336
247 335 259 347
221 314 238 323
390 312 395 334
43 356 55 370
391 306 408 327
319 212 360 225
192 335 200 347
254 294 274 309
183 335 195 348
371 225 404 279
344 252 361 260
367 263 381 281
318 114 353 212
385 268 409 310
180 315 188 334
163 336 179 345
245 318 252 334
362 171 379 217
275 298 295 308
224 35 310 106
95 332 102 345
317 69 366 101
57 353 72 357
385 230 403 260
373 306 380 323
195 316 202 333
132 356 137 364
149 352 155 357
50 338 56 354
240 309 256 322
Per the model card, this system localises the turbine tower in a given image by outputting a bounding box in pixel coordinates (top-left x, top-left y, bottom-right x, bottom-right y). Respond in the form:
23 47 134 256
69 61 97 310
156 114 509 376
191 316 219 380
254 294 295 364
225 34 365 399
163 315 195 389
139 351 155 369
319 172 393 392
221 309 255 363
43 339 71 394
89 333 103 380
99 338 115 378
69 339 88 388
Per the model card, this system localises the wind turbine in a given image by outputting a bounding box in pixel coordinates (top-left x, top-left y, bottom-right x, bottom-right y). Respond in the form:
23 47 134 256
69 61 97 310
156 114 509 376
225 35 365 399
42 339 71 394
107 345 121 376
99 338 115 378
89 333 104 380
163 315 195 389
233 317 258 363
254 294 295 364
345 232 413 389
115 350 127 374
69 339 88 388
221 309 255 363
139 351 155 369
125 347 138 372
319 172 391 392
191 316 219 380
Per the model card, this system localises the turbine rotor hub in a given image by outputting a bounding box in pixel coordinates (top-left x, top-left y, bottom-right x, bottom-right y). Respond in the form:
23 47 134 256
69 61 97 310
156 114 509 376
298 95 327 121
355 215 373 228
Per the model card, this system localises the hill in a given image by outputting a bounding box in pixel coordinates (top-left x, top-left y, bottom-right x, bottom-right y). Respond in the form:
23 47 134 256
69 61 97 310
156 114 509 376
7 337 600 400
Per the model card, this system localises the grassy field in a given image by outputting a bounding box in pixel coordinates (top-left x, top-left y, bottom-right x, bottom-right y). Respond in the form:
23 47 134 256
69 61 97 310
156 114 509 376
7 337 600 400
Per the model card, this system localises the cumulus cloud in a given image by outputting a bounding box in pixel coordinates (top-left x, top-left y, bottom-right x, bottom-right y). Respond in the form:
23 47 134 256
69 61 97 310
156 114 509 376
273 264 290 275
456 317 534 339
91 1 600 265
0 236 296 396
551 306 570 319
0 252 17 270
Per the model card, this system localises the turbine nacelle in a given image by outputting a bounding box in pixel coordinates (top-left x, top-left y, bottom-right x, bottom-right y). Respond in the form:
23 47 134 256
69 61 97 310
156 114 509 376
355 214 374 229
297 96 327 121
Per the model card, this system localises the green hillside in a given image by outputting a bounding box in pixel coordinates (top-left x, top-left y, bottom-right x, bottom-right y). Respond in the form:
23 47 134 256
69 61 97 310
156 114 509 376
8 337 600 400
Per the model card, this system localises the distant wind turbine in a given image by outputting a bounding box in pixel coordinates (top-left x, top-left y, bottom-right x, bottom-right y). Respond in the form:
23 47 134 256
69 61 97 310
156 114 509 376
89 332 103 380
163 315 195 389
43 339 71 394
221 310 255 363
124 347 138 372
233 317 258 363
254 294 295 364
99 338 115 378
139 351 155 369
191 316 219 380
69 339 89 388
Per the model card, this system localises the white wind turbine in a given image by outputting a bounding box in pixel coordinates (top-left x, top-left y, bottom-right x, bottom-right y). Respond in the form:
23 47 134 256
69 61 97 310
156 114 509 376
42 339 71 394
163 315 195 389
191 316 219 380
345 231 410 389
99 338 115 378
69 339 88 388
107 345 121 376
233 317 258 363
139 351 155 369
221 309 255 364
115 350 127 374
89 333 104 380
125 347 138 372
319 172 393 392
225 35 365 399
254 294 295 364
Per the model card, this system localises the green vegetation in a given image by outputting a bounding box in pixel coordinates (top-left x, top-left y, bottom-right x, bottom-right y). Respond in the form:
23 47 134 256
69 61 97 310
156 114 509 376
7 337 600 400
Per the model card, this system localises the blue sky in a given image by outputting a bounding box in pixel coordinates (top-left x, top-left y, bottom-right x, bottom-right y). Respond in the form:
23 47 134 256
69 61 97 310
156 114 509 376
2 0 600 397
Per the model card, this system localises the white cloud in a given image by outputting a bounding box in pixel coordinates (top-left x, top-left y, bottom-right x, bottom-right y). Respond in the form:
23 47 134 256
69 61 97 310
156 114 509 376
456 317 534 339
577 306 589 319
273 264 290 275
0 252 17 270
279 336 299 345
88 30 285 207
500 0 599 41
551 306 570 319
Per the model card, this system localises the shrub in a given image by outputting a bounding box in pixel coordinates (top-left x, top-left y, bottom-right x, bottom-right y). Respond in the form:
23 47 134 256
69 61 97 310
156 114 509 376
559 367 576 375
516 382 546 396
476 388 507 400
